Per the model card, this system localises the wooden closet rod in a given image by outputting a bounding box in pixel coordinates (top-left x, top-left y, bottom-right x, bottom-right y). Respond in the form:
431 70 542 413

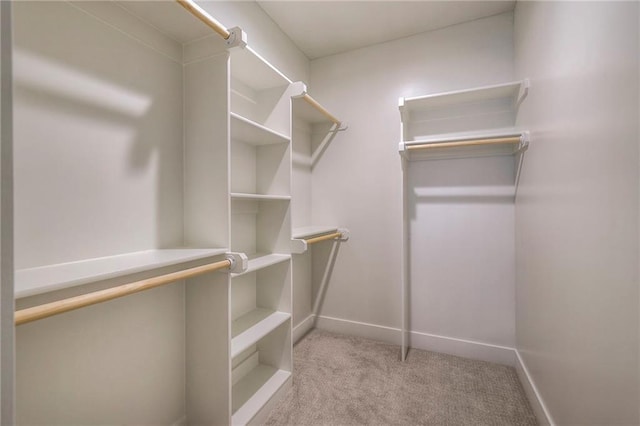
175 0 231 40
303 94 341 125
15 259 232 326
305 232 343 245
407 135 522 151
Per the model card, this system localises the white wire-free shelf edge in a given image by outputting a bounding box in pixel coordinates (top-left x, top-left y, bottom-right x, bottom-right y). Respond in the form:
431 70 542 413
231 310 290 358
231 45 292 91
231 193 291 201
399 79 529 114
231 113 291 146
292 226 339 239
232 365 291 426
15 248 229 299
231 253 291 277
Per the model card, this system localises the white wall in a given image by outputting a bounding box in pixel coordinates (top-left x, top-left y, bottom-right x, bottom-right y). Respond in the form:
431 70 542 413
12 2 187 423
308 13 516 350
199 1 309 83
514 2 639 424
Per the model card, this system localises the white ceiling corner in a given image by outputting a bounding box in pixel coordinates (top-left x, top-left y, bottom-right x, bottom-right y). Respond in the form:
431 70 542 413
256 1 516 59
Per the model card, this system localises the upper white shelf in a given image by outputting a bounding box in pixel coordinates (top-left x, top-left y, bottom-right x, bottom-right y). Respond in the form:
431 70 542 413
399 80 529 142
231 46 292 91
15 248 229 299
231 113 290 146
399 80 528 120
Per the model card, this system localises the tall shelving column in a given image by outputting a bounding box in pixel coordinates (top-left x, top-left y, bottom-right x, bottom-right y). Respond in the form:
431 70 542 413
183 35 233 424
289 83 348 343
398 80 530 361
227 45 296 426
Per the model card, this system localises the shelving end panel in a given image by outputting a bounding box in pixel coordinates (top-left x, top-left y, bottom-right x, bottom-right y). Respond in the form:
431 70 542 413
186 272 232 424
184 51 230 249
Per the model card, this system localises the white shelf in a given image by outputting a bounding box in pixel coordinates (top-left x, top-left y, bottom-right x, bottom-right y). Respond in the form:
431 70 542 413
231 46 291 91
231 113 290 146
231 253 291 277
292 226 339 240
230 193 291 201
15 248 229 299
231 309 290 358
400 80 528 118
232 365 291 425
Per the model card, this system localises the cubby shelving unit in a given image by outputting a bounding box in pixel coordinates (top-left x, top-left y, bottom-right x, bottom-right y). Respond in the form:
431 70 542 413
290 83 349 343
398 79 530 361
228 38 295 426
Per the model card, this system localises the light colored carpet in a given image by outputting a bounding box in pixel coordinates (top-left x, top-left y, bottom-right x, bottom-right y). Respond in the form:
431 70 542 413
265 329 537 426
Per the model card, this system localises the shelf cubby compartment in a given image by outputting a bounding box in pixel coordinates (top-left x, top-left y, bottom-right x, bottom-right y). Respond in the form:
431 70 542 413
399 80 529 141
231 318 291 425
230 308 291 423
15 248 229 299
231 114 291 199
231 198 291 259
230 46 293 137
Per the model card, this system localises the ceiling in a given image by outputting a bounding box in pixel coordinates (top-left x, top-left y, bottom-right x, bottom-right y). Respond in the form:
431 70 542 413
257 1 515 59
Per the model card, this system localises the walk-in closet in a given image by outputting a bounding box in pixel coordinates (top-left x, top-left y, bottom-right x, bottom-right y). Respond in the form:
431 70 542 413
1 1 639 425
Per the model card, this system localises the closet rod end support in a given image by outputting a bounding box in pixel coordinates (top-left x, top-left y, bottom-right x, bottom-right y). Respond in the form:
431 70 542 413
337 228 350 242
226 27 247 49
226 252 248 273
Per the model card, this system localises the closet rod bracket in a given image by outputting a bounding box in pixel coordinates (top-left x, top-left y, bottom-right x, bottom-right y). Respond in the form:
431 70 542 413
225 252 248 274
337 228 350 241
226 26 247 49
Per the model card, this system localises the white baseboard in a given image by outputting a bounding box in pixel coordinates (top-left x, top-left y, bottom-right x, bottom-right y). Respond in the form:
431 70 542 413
315 315 514 365
515 350 554 426
292 314 315 344
315 315 401 345
409 330 516 366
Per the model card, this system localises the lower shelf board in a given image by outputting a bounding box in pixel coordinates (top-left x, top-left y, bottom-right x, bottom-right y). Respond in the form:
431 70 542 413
231 310 291 358
232 364 291 426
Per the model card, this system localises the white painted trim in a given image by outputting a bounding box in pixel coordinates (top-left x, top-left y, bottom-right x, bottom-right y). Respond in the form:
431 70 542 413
292 314 315 344
409 330 516 366
515 350 555 426
315 315 402 345
315 315 515 366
